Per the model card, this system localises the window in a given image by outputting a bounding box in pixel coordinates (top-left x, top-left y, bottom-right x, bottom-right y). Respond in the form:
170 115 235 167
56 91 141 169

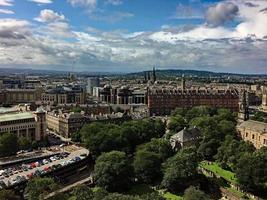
252 134 255 139
245 132 248 137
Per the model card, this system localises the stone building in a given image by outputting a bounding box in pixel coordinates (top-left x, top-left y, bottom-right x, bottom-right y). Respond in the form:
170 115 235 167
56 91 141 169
237 120 267 149
148 88 239 116
0 108 46 141
41 86 86 105
170 127 201 150
2 88 44 104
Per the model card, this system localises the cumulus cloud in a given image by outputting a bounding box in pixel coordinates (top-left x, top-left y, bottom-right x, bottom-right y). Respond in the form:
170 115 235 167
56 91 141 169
34 9 66 23
28 0 53 4
0 8 14 14
172 3 203 19
67 0 97 11
0 0 13 6
1 0 267 73
90 11 134 23
106 0 123 6
0 18 30 39
205 2 239 27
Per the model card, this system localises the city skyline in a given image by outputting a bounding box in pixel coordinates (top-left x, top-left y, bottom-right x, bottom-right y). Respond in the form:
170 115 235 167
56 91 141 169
0 0 267 73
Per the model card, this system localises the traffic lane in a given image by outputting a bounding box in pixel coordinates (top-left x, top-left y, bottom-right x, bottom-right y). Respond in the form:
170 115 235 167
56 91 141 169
3 148 89 186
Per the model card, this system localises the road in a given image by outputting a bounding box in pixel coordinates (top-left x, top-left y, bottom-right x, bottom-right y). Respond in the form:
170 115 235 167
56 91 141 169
2 146 89 186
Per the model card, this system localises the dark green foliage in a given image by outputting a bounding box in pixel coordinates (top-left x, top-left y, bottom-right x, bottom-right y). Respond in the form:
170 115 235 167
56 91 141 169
161 148 199 191
215 135 255 171
251 111 267 123
138 138 174 161
236 147 267 192
134 150 161 184
171 107 188 117
183 186 210 200
25 177 58 200
168 115 187 133
71 131 82 142
102 193 139 200
0 190 20 200
69 185 94 200
0 133 18 157
185 106 213 122
18 137 32 150
94 151 133 192
81 119 166 156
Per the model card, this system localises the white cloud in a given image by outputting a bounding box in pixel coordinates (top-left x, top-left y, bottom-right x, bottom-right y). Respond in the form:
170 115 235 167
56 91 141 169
205 2 239 27
67 0 97 11
1 0 267 73
34 9 66 23
0 0 13 6
28 0 53 4
0 8 14 14
106 0 123 6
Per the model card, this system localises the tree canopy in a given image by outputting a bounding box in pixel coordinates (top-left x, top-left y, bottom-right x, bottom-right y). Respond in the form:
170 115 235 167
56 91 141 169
94 151 133 192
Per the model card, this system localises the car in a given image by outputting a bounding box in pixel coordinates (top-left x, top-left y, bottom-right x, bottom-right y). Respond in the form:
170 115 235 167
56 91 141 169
0 180 6 189
43 159 49 164
74 156 81 161
27 173 33 179
50 157 56 162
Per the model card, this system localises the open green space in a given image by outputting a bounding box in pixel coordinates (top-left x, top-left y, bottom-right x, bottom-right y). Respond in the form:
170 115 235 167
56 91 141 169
200 161 237 184
127 184 183 200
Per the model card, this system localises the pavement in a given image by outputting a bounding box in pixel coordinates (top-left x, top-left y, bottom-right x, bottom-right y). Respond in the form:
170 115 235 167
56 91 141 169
1 145 89 187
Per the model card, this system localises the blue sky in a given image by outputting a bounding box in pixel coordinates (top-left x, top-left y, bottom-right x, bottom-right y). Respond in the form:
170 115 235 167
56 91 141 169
0 0 267 73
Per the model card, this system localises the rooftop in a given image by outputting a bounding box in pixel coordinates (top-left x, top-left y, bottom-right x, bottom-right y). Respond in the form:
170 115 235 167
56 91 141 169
238 120 267 133
0 112 34 123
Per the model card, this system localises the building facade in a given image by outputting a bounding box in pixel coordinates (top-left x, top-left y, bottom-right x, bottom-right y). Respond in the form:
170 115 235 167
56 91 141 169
0 109 46 141
3 88 44 104
237 120 267 149
41 86 86 105
148 88 239 116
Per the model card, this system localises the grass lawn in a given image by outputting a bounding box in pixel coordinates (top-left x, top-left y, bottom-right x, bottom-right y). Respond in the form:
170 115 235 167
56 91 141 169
128 184 183 200
200 161 237 184
162 192 183 200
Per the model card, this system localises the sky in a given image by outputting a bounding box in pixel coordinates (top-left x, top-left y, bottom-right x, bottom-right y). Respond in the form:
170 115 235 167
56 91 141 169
0 0 267 73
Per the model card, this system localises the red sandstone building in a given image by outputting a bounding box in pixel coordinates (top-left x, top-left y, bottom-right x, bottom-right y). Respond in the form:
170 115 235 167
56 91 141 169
148 88 239 116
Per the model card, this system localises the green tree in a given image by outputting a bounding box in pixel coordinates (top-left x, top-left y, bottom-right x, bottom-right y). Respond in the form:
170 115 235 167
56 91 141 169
18 137 32 150
218 120 236 136
168 115 186 133
134 150 161 183
71 131 82 143
69 185 93 200
0 133 18 157
171 107 188 117
0 190 20 200
102 193 139 200
94 151 133 192
162 148 199 191
215 136 255 170
24 177 58 200
185 106 213 123
236 147 267 192
138 138 174 161
184 186 210 200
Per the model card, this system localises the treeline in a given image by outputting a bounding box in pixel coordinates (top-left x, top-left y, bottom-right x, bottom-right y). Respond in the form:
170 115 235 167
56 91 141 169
0 133 50 157
2 107 266 199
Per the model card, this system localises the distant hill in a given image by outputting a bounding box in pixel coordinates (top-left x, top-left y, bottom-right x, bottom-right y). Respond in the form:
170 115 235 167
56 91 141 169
126 69 267 79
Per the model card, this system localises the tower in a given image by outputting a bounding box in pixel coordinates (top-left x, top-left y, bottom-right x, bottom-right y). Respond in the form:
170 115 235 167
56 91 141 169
152 67 156 83
34 107 46 141
238 90 249 121
144 71 147 82
147 71 151 81
181 74 185 91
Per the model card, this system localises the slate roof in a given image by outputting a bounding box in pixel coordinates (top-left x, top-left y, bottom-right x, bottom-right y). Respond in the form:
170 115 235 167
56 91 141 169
171 127 201 143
